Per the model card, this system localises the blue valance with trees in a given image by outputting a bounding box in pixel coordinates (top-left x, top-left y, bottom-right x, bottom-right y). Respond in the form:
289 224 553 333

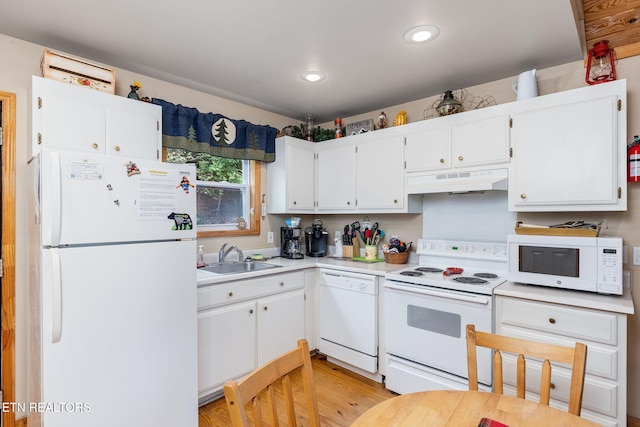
152 98 277 162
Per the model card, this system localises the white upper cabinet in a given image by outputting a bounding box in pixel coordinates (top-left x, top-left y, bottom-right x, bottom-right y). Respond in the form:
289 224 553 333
30 76 161 160
509 80 626 212
451 114 510 168
267 133 420 214
316 139 357 211
266 136 316 213
405 126 451 172
356 132 405 210
405 112 510 174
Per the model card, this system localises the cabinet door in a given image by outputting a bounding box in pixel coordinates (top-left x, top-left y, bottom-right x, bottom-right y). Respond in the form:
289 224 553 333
356 133 405 209
509 96 621 211
286 140 316 211
33 76 162 160
105 100 161 160
317 140 356 210
36 77 106 154
452 115 510 168
197 301 256 397
257 289 305 366
405 126 451 172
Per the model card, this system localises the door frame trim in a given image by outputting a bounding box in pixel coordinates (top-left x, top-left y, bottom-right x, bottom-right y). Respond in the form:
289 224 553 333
1 91 17 427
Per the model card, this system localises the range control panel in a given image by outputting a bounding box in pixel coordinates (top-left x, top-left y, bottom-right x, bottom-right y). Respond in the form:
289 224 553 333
417 239 508 261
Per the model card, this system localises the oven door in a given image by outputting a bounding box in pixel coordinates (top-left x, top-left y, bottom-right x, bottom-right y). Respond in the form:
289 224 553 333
384 281 493 386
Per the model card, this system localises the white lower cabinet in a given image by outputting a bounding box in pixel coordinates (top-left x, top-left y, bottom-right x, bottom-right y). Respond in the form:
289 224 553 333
257 289 305 365
197 301 257 399
495 296 627 426
197 271 305 404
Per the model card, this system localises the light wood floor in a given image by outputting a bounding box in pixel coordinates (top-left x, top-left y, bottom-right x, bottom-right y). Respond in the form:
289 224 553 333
198 354 397 426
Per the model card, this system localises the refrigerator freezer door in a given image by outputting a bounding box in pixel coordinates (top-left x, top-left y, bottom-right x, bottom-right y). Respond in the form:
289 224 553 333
34 240 197 427
38 149 196 246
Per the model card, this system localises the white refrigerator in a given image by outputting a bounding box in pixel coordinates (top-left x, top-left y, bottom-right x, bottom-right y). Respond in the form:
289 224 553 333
27 148 198 426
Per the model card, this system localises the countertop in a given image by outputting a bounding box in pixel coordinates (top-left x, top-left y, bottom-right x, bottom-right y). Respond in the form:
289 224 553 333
197 256 414 287
494 281 634 315
197 259 635 316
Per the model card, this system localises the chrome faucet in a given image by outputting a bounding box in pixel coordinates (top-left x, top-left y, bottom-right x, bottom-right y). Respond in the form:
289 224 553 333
218 243 243 263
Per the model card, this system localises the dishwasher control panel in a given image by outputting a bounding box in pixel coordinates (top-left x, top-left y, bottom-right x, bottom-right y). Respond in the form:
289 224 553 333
319 269 378 295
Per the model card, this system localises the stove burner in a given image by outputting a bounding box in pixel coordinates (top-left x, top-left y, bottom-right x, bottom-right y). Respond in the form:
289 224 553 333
474 272 498 279
415 267 444 273
399 271 423 277
453 276 488 285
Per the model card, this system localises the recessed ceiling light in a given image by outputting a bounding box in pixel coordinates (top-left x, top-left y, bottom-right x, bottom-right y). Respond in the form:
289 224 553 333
300 71 326 82
403 25 440 44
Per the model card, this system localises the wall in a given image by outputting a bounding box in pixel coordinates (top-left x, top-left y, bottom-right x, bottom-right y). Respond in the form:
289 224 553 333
2 32 639 418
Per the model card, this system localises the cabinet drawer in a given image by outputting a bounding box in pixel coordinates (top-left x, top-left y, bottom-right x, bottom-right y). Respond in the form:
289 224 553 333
198 271 304 310
502 354 618 417
497 297 617 345
497 324 618 381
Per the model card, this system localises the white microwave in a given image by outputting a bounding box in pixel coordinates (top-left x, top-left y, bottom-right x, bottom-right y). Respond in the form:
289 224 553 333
507 234 623 295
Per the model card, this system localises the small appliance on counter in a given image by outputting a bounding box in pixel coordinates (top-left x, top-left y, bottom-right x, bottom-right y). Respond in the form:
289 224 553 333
305 219 328 257
281 226 304 259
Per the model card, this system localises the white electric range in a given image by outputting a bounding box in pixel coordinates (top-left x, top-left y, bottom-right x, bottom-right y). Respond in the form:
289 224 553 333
383 238 507 394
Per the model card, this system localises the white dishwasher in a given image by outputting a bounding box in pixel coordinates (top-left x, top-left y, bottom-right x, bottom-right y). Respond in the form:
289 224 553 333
318 269 378 375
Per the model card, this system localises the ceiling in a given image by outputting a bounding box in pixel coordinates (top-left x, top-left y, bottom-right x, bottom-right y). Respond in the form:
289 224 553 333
583 0 640 59
0 0 617 124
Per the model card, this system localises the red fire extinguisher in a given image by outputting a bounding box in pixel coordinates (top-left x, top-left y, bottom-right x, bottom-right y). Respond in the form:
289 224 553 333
628 135 640 182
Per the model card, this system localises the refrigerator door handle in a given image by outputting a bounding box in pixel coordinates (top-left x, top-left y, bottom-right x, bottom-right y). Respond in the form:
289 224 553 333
51 248 62 343
50 151 62 246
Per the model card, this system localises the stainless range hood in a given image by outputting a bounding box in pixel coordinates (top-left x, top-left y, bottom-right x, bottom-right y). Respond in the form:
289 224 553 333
406 168 508 194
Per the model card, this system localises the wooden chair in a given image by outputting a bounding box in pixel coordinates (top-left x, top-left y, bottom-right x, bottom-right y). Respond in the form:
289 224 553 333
223 339 320 427
466 324 587 416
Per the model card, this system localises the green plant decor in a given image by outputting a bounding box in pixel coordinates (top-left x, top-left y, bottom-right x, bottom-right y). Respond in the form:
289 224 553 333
290 124 344 142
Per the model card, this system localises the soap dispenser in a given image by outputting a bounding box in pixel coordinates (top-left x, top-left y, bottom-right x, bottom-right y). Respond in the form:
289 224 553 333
197 245 207 268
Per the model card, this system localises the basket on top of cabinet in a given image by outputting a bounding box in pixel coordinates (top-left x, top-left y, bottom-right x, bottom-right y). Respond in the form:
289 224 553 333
41 49 116 94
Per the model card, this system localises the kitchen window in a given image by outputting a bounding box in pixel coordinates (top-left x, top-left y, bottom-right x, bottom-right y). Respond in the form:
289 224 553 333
165 148 260 237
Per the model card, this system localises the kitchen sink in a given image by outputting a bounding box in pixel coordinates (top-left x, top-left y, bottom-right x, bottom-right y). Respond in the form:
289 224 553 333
200 261 281 275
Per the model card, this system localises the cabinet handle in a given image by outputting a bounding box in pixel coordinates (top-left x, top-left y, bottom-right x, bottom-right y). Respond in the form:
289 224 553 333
347 201 351 205
550 383 556 389
249 309 253 314
458 155 463 161
264 306 268 311
439 158 444 163
520 194 527 200
548 318 556 324
393 199 398 204
293 201 297 205
92 143 99 150
279 282 284 287
114 145 121 152
228 292 234 297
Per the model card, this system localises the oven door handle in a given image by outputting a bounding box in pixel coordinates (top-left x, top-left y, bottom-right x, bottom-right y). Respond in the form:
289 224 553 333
384 283 491 305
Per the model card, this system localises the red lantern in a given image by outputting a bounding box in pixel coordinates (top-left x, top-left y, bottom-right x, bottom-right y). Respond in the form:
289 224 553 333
585 40 616 85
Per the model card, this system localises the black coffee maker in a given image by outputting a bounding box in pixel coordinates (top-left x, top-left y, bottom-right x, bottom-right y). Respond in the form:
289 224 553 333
281 227 304 259
305 219 328 257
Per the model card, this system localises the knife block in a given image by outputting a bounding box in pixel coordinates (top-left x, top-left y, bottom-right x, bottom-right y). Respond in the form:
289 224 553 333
343 239 360 258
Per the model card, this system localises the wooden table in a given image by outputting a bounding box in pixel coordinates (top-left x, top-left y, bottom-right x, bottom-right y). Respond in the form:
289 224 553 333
351 390 599 426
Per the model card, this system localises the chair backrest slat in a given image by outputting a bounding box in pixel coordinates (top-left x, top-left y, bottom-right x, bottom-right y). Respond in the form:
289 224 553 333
516 353 526 399
224 339 320 427
466 324 587 416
